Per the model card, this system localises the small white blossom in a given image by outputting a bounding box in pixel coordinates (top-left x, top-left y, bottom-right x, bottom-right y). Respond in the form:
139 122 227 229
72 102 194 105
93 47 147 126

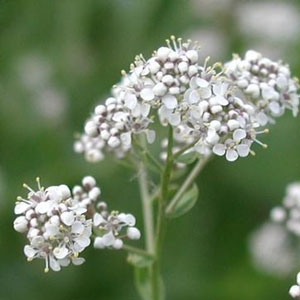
93 205 141 250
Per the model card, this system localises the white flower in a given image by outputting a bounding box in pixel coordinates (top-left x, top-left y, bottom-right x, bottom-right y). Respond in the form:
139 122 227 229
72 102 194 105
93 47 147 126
92 208 141 250
13 177 93 272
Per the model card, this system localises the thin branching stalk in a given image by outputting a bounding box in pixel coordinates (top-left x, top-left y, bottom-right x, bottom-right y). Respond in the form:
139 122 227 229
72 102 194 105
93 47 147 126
165 155 211 215
152 125 174 300
138 161 155 253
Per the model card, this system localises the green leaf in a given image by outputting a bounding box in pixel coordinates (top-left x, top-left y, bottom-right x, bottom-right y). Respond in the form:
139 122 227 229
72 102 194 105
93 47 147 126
175 151 197 165
134 267 152 300
167 184 199 218
127 253 154 268
134 267 165 300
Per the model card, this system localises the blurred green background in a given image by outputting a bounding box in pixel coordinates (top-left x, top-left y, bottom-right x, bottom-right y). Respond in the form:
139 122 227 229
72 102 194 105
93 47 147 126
1 0 300 299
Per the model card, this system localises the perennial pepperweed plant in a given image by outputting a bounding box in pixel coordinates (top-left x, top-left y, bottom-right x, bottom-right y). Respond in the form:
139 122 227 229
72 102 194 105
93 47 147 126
14 36 300 299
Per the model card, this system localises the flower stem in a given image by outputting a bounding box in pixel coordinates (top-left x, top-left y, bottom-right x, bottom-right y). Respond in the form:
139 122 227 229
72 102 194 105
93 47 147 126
165 155 211 215
138 161 155 253
152 125 174 300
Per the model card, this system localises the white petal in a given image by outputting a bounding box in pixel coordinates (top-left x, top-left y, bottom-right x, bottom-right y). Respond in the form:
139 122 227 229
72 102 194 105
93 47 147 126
24 245 37 258
72 221 85 234
93 237 105 249
35 201 50 214
102 231 115 246
53 246 69 259
74 236 90 248
196 78 209 88
233 129 246 141
269 101 281 114
124 93 137 110
58 185 71 199
212 144 226 156
118 213 136 226
93 212 105 227
188 90 200 104
256 112 269 126
61 211 74 226
162 95 178 109
226 149 238 162
236 144 250 157
168 113 181 126
72 257 85 265
49 255 61 272
140 88 155 101
14 202 30 214
58 257 70 267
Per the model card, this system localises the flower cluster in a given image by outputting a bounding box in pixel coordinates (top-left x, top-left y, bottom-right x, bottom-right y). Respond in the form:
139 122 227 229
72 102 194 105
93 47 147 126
13 177 93 272
225 50 299 125
270 182 300 236
76 37 299 163
14 175 140 272
93 202 141 250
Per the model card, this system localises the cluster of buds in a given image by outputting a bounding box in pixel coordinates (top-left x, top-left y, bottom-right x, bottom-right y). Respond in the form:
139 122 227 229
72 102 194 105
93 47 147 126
13 176 140 272
225 50 299 125
13 177 93 272
83 96 154 158
271 182 300 236
93 202 141 250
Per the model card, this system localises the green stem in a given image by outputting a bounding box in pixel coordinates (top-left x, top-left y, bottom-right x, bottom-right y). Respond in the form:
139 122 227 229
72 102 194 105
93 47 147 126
165 155 211 215
133 137 163 172
138 161 155 253
152 125 174 300
123 244 154 258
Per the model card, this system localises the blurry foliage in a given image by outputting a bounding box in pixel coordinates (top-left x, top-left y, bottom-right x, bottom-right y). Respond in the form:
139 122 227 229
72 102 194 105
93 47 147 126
1 0 300 299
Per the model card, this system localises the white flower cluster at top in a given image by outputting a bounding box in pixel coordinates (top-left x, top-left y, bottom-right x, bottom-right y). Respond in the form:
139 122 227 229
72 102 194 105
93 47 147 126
75 37 299 162
13 176 140 272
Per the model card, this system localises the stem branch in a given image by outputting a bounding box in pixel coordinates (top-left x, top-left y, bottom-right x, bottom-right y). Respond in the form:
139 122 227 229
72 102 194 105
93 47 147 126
165 155 211 215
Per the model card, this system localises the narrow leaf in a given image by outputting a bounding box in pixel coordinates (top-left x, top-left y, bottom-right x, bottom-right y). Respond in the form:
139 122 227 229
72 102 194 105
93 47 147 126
167 184 199 218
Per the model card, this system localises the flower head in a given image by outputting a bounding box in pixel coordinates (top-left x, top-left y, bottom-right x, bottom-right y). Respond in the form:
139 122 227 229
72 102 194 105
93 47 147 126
14 177 95 272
